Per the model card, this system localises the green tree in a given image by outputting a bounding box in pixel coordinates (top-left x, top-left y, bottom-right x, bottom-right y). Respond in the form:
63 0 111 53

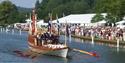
0 0 27 26
91 13 104 23
95 0 125 23
35 0 40 9
0 1 16 25
37 0 96 22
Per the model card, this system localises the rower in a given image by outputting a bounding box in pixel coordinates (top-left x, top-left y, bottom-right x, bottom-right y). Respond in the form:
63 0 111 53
36 33 41 46
51 34 59 44
43 33 47 44
40 33 44 46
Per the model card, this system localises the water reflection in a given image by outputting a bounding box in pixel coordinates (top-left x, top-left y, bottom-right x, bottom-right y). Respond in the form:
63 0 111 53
69 35 72 43
74 38 81 42
117 47 119 52
31 55 69 63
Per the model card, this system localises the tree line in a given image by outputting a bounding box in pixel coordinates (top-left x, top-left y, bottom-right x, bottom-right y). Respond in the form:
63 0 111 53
0 0 125 25
0 1 29 26
36 0 125 23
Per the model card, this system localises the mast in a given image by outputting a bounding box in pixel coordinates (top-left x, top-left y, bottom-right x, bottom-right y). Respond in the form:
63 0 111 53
48 13 52 34
65 21 67 46
29 13 32 34
56 14 60 36
64 13 67 46
31 9 38 46
31 9 37 35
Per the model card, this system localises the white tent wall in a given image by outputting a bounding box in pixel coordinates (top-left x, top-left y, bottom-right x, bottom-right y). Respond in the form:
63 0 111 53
93 20 106 27
116 20 125 25
37 20 48 28
116 20 125 28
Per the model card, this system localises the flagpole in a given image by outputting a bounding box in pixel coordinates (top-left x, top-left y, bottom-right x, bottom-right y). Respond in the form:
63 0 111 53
35 14 37 35
28 13 32 34
65 21 67 46
56 14 60 36
49 13 52 34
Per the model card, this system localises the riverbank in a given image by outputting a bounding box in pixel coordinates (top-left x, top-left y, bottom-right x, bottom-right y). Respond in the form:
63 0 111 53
71 35 125 46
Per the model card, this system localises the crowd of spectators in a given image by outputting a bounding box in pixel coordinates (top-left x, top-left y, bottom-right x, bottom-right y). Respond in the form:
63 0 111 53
60 24 125 42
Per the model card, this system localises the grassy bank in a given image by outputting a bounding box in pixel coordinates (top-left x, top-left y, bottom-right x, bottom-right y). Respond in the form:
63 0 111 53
71 35 125 46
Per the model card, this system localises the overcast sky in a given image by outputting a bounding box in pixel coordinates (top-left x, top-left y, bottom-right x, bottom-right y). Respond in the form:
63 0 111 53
0 0 42 8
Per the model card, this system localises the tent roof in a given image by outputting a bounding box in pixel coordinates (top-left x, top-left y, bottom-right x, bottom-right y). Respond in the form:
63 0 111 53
52 13 106 23
116 20 125 24
37 20 44 24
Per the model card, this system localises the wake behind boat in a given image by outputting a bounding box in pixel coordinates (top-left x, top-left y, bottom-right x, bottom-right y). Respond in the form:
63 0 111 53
28 9 68 58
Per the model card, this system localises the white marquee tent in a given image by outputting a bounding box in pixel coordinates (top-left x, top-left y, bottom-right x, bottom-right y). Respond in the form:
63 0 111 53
25 19 48 28
37 20 48 27
92 20 106 27
25 19 31 23
116 20 125 24
52 13 106 24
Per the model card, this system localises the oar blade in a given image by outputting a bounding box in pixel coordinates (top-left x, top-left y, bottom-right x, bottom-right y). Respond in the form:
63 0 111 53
73 49 99 57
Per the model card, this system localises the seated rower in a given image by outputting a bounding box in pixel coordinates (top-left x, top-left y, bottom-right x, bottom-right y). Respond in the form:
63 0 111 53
51 34 59 44
36 33 41 46
40 33 44 46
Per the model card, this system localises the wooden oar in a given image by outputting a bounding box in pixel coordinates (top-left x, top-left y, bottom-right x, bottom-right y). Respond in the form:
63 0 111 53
72 49 99 57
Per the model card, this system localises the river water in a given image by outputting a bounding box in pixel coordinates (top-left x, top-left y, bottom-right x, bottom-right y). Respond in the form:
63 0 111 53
0 29 125 63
